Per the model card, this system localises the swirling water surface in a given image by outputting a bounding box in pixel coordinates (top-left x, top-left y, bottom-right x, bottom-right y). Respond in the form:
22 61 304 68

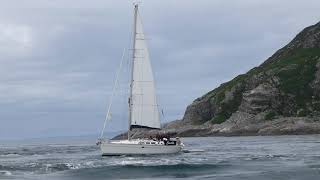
1 135 320 179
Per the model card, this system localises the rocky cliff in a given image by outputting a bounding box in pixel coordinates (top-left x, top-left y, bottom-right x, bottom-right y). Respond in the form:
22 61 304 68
115 21 320 139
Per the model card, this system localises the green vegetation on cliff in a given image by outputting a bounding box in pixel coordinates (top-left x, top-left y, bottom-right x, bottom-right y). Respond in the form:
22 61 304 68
208 48 320 124
185 22 320 125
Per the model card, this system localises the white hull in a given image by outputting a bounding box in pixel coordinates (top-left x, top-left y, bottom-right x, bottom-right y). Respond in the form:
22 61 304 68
100 140 182 156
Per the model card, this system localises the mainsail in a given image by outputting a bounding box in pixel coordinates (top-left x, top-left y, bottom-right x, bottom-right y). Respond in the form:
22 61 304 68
129 5 161 129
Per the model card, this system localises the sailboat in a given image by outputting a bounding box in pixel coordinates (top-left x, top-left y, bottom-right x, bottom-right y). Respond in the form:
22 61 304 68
97 4 183 156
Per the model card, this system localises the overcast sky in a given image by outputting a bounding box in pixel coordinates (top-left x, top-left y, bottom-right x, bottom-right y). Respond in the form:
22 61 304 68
0 0 319 140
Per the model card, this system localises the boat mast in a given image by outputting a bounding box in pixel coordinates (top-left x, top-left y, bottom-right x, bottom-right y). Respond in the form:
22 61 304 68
128 4 139 140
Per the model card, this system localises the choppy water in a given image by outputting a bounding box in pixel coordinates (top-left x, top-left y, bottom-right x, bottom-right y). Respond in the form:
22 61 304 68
1 135 320 180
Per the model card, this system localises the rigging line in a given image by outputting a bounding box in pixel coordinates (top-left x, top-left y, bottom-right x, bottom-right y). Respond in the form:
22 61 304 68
100 48 127 139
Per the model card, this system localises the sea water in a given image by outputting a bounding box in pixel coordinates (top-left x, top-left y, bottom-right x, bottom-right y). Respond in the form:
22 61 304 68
1 135 320 180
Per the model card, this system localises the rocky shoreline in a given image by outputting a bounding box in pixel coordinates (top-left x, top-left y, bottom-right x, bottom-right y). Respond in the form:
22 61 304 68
114 114 320 139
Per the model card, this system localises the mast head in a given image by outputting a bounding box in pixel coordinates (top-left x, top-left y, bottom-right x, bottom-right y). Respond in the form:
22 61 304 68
133 1 141 9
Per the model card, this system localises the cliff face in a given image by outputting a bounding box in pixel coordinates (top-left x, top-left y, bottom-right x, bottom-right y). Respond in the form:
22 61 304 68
184 22 320 122
168 21 320 136
115 22 320 140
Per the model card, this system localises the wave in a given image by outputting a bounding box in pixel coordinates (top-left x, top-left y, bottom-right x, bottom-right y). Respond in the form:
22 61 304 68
45 163 81 172
121 163 224 169
0 170 12 176
244 154 296 161
0 153 21 158
0 162 81 174
63 163 229 179
0 145 97 157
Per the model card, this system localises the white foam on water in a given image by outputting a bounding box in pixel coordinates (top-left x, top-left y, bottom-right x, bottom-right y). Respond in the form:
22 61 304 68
84 161 94 167
119 160 147 166
65 163 80 170
0 153 21 158
112 157 188 167
0 170 12 176
45 163 52 172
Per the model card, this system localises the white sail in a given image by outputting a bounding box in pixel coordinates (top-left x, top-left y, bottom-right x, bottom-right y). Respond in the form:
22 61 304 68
130 6 161 129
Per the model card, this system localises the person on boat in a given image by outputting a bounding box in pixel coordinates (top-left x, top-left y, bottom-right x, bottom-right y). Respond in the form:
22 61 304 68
96 140 101 146
163 137 168 145
157 133 164 141
176 137 181 145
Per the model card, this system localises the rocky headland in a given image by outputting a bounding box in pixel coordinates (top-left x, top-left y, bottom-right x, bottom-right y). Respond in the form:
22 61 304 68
115 21 320 139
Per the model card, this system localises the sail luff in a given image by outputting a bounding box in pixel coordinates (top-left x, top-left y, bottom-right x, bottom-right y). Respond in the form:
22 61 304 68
128 4 139 138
